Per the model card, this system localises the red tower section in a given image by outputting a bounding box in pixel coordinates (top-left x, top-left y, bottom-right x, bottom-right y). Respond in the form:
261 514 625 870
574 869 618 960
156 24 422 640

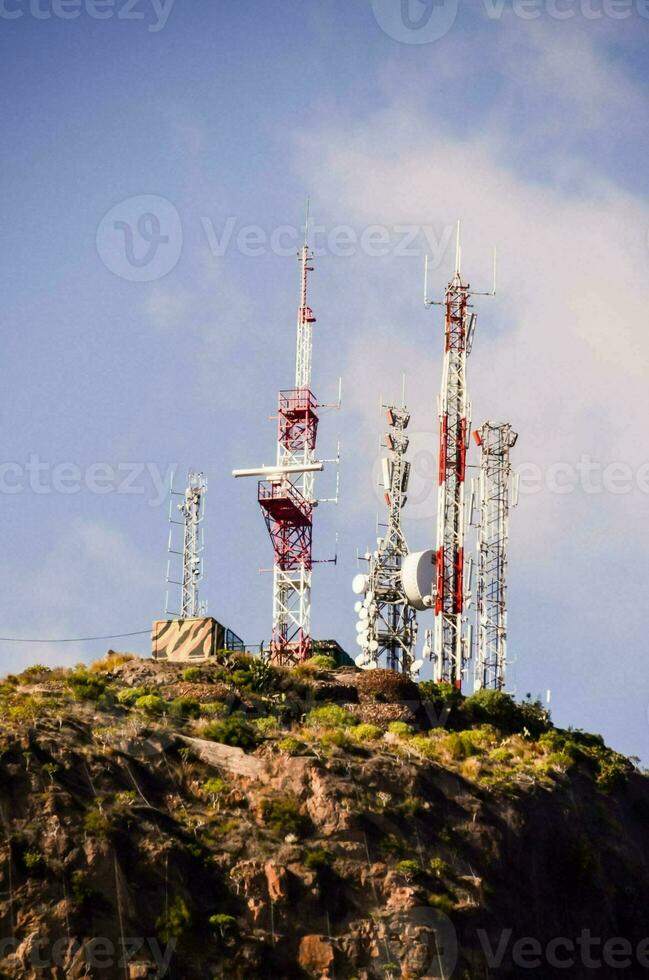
258 388 319 664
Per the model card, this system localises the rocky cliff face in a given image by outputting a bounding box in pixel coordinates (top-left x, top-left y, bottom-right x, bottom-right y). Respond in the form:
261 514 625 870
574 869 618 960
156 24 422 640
0 654 647 979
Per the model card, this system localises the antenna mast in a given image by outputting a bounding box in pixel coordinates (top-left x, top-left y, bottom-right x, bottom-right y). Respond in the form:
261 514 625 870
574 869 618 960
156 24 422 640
353 396 418 674
473 422 518 691
165 471 207 619
425 224 494 687
233 205 336 665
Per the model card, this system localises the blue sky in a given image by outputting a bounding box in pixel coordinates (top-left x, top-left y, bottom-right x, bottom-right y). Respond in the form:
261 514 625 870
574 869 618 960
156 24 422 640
1 0 649 760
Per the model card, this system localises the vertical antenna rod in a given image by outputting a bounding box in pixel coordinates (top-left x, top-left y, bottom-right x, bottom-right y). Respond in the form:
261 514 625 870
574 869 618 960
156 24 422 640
473 423 518 691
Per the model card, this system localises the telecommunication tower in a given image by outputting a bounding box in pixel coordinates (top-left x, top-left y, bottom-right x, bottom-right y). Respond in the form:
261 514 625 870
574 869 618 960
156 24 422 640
472 422 519 691
424 226 495 687
353 396 419 674
233 208 338 665
165 471 207 619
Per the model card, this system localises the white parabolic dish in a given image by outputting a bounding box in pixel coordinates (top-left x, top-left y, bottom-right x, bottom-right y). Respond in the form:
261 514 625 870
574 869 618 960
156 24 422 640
352 573 368 595
401 549 436 611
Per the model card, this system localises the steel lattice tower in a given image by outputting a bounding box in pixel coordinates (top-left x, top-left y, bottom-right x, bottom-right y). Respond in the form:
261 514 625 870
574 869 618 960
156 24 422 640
165 471 207 619
354 403 418 673
233 214 336 666
262 239 319 664
473 422 518 691
425 232 494 687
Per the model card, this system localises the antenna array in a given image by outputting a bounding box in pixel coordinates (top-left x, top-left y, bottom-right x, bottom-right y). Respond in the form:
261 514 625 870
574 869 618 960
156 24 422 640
353 399 419 674
424 223 495 687
165 471 207 619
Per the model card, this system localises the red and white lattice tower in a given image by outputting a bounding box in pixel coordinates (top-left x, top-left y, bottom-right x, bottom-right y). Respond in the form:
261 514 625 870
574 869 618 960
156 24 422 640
234 219 330 666
425 229 494 687
262 239 319 665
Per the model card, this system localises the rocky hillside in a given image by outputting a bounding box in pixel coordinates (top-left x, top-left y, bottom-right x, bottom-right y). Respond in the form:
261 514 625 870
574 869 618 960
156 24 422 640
0 651 647 979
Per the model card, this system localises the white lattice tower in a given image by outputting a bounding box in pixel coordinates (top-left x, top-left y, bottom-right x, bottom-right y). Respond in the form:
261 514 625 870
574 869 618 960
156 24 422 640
164 471 207 619
473 422 518 691
354 404 418 674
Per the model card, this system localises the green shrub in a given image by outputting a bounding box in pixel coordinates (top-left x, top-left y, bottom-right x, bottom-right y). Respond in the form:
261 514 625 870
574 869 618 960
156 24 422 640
378 834 407 860
246 658 276 692
117 687 148 706
419 680 459 701
427 893 455 915
23 850 45 873
89 654 134 673
17 665 52 685
202 777 228 803
42 762 59 780
277 736 305 755
516 698 553 738
66 670 110 703
304 848 334 871
539 729 631 790
70 871 97 909
354 723 383 742
396 859 420 880
215 818 239 835
253 716 279 737
134 694 167 716
463 689 551 738
445 731 482 760
198 701 226 718
231 669 252 688
387 721 413 738
309 655 337 671
168 697 201 720
462 690 519 730
156 896 192 943
408 735 439 760
317 729 354 751
261 796 311 838
83 807 112 839
306 704 357 729
209 913 238 938
181 667 203 683
114 790 138 807
202 713 257 750
428 857 450 879
597 754 632 792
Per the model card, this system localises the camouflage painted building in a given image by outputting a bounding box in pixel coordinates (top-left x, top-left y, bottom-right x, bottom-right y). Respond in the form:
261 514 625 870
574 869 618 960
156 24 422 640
152 617 244 662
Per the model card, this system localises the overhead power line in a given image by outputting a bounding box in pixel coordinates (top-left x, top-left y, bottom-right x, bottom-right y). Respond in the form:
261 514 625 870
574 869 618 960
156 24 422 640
0 630 152 644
